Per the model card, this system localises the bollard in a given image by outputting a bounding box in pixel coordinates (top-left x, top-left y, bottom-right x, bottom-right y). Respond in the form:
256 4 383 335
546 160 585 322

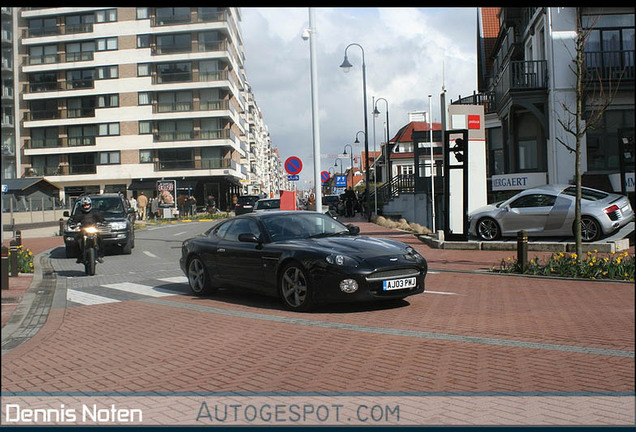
1 245 9 289
15 230 22 246
517 230 528 273
9 239 18 277
59 218 65 236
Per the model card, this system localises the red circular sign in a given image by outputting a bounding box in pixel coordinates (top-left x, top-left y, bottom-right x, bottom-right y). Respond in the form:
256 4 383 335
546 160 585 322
320 171 330 183
284 157 303 175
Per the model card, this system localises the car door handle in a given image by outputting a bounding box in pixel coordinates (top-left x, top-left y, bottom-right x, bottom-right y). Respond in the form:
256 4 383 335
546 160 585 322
217 248 225 253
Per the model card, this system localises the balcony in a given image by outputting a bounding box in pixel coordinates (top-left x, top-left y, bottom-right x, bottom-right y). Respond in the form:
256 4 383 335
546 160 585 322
153 128 231 142
493 60 548 109
25 136 96 149
153 157 234 171
152 70 229 85
24 107 95 121
23 23 93 38
150 9 228 26
584 50 634 83
154 99 229 113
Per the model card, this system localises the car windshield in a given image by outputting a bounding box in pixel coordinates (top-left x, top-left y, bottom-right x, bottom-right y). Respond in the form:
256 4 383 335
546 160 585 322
255 199 280 209
261 213 349 241
73 197 124 216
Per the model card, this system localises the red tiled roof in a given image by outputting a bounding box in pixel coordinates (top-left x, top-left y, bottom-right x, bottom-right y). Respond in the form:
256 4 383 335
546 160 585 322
390 121 442 143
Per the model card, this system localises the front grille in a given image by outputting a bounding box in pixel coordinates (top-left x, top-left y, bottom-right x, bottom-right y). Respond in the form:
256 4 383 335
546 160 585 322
366 268 420 282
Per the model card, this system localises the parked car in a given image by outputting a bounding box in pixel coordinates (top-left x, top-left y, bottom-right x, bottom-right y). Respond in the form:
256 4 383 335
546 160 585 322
180 211 427 311
468 184 634 242
63 193 136 257
253 198 280 212
233 195 260 215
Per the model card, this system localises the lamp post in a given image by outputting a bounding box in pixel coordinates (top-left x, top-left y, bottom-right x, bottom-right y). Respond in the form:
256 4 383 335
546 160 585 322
428 94 436 233
373 97 390 185
334 158 343 176
340 43 370 220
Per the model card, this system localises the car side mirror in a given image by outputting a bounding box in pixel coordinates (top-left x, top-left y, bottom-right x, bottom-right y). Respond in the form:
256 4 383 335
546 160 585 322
238 233 261 243
347 224 360 235
63 210 70 217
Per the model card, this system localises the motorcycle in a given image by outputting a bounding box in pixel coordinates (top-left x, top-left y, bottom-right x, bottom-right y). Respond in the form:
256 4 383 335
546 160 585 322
79 224 101 276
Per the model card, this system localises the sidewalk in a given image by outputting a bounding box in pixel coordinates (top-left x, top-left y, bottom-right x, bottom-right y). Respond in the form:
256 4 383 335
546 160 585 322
1 236 63 328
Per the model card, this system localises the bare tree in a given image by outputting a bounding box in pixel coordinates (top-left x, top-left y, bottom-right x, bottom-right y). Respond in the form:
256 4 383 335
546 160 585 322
555 9 623 259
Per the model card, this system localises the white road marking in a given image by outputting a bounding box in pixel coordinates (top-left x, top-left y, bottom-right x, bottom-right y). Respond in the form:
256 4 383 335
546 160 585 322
158 276 188 284
173 231 187 236
143 251 158 258
67 289 120 305
101 282 180 297
424 290 462 296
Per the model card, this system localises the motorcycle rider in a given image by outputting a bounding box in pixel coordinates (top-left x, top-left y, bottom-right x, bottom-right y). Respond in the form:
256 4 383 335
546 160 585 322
72 196 105 264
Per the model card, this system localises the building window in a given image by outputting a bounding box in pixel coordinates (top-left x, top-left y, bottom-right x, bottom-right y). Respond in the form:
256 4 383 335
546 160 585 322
137 34 151 48
136 8 149 20
99 151 120 165
96 9 117 23
488 127 505 175
586 108 634 171
97 65 118 79
99 123 120 136
139 149 153 163
97 37 118 51
137 63 150 77
97 94 119 108
68 125 97 147
156 33 191 54
139 121 152 134
69 153 97 174
29 44 57 65
65 41 95 62
138 92 151 105
156 62 191 83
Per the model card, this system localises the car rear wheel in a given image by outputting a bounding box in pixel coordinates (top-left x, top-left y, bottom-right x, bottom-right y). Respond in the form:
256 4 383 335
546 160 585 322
187 256 215 295
279 263 313 312
580 216 602 242
477 217 501 241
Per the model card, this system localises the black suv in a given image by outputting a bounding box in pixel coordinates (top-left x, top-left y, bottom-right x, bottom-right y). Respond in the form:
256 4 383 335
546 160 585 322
233 195 260 215
63 193 136 258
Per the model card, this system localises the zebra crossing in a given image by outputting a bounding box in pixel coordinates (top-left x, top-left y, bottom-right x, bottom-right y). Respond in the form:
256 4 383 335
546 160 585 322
66 276 190 307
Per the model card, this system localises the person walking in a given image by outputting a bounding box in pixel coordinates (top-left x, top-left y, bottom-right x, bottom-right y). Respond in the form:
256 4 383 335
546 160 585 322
137 191 148 221
150 195 159 220
177 194 187 218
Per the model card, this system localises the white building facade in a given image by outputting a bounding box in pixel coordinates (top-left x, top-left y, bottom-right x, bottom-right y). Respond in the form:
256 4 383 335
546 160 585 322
11 7 284 209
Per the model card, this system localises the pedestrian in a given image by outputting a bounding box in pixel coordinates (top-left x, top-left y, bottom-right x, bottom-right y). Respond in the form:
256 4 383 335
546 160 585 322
207 194 216 214
177 194 187 218
344 187 356 217
186 195 196 217
129 195 137 213
150 195 159 220
137 191 148 221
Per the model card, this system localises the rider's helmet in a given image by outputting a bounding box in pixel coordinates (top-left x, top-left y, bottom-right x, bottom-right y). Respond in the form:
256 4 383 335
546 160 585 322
79 196 92 213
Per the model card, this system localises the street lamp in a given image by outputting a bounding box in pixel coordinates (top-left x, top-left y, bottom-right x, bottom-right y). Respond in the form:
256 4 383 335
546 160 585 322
343 144 354 189
340 43 370 220
354 130 365 145
373 97 391 185
334 158 343 176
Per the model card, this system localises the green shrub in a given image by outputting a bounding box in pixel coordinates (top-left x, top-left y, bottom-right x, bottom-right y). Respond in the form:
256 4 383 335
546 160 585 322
494 250 634 281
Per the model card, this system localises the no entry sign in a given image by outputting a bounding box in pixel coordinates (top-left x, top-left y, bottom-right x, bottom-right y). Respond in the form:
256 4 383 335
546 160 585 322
284 156 303 175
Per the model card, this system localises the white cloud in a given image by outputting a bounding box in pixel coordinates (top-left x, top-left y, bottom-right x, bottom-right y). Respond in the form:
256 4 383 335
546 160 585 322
241 7 478 186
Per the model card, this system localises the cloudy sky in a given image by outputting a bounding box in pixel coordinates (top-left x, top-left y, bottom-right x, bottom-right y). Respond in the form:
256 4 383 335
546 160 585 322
241 7 478 186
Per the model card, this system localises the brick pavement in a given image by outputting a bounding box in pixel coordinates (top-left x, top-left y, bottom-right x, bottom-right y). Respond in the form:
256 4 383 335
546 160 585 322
1 216 634 425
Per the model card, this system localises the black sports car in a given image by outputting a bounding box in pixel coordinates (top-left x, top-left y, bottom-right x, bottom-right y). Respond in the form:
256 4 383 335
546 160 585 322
180 211 427 311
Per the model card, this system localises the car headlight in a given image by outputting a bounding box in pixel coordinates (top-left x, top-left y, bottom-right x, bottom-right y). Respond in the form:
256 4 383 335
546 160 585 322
109 221 128 230
404 247 424 262
325 254 358 267
65 224 80 233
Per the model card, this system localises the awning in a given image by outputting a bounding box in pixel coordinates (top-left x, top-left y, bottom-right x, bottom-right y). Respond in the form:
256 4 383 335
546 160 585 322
127 179 158 191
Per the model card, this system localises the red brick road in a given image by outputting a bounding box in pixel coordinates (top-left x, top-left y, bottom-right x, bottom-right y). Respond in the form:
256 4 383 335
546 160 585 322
1 219 633 425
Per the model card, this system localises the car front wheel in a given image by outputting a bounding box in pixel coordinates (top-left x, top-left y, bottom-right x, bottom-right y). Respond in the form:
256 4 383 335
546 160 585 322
477 217 501 241
580 216 602 242
187 256 215 295
279 263 313 312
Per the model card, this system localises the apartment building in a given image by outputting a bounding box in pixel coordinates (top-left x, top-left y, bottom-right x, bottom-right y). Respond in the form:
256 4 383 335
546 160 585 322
456 7 634 202
11 7 283 209
2 7 18 179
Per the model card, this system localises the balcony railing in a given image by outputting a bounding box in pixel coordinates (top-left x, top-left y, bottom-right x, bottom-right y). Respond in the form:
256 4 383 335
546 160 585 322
150 9 227 26
584 50 635 82
153 157 234 171
24 108 95 121
25 136 96 149
153 128 231 142
493 60 548 104
152 69 229 85
154 99 229 113
23 23 93 38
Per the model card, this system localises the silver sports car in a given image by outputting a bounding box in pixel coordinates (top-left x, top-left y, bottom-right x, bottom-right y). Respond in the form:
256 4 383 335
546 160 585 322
468 184 634 242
